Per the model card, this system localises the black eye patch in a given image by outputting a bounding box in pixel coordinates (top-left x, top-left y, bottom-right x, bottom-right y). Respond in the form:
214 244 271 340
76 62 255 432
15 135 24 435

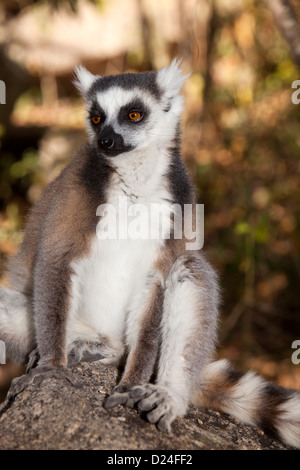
89 103 106 125
118 99 149 125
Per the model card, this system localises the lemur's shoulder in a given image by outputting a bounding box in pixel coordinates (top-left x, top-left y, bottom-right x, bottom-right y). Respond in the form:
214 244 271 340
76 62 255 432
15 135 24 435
7 144 111 290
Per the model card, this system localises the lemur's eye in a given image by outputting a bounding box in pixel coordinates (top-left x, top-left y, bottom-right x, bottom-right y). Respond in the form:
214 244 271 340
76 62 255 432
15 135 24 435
91 116 101 125
129 112 142 121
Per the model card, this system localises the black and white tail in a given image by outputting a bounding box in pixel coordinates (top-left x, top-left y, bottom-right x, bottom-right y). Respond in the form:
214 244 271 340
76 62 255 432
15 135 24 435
195 359 300 448
0 286 35 365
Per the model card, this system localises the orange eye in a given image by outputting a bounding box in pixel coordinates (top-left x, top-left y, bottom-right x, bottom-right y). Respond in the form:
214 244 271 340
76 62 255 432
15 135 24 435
92 116 101 124
129 112 142 121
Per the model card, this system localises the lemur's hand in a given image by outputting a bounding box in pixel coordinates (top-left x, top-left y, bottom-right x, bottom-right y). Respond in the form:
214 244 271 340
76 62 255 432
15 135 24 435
128 384 182 433
104 383 184 433
7 365 81 400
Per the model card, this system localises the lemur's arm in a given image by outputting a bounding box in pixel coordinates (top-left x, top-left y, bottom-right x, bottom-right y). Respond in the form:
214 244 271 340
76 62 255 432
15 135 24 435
7 156 100 397
33 251 73 368
7 257 78 398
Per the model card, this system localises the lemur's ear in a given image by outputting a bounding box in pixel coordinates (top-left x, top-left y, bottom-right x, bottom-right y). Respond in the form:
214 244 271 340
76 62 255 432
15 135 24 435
73 65 99 95
157 59 189 109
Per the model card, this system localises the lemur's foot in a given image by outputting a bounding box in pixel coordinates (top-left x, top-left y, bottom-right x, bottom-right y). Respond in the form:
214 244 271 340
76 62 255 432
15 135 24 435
7 366 81 400
68 340 105 365
67 338 124 366
104 384 185 432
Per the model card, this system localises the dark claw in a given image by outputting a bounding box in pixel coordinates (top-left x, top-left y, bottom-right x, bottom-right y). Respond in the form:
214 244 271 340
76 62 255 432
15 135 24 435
104 385 136 409
82 351 105 362
26 347 39 373
104 392 128 409
157 416 172 433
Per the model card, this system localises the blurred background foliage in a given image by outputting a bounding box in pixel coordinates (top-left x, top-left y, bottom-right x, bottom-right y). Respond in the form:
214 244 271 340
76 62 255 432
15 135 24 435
0 0 300 397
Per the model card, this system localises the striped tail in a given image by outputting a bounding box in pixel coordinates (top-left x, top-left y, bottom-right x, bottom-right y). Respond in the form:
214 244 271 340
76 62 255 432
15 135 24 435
0 286 35 365
195 359 300 448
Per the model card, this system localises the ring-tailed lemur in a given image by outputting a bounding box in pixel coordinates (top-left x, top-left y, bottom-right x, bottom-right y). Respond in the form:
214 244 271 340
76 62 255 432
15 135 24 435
0 60 299 448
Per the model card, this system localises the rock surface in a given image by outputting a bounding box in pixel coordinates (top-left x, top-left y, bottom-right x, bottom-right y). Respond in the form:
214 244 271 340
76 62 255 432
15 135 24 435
0 362 291 450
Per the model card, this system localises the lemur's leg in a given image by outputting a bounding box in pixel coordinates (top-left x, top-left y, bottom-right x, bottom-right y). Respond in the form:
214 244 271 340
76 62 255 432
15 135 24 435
104 271 163 409
106 254 220 431
0 286 35 365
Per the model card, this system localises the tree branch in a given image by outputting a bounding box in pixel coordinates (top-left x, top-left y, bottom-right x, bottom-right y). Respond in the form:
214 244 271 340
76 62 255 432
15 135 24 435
265 0 300 68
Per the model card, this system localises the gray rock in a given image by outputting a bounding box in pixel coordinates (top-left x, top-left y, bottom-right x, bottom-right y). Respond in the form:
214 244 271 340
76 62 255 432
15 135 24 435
0 361 291 450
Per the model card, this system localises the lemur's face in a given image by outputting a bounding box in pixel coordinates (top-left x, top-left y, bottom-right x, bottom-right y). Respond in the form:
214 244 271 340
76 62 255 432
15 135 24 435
74 61 188 158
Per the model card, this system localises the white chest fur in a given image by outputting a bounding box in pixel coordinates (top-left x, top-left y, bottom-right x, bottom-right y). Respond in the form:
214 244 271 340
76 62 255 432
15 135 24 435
68 148 172 345
71 236 159 340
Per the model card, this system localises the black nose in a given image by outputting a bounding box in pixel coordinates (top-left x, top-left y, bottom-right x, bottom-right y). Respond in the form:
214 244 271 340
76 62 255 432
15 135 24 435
99 135 114 149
